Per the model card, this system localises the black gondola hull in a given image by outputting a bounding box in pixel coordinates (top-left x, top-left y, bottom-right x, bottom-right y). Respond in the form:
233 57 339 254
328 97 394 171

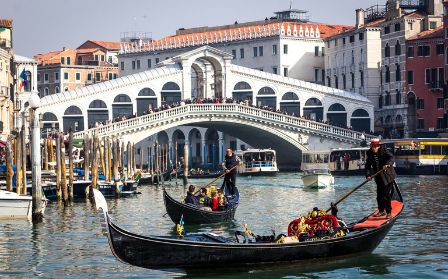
163 189 238 224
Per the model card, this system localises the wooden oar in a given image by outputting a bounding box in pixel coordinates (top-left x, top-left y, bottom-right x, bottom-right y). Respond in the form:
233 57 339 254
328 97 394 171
194 165 239 194
326 168 385 213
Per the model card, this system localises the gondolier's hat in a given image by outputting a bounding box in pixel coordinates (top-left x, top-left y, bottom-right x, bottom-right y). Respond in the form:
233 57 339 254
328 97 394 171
370 138 381 146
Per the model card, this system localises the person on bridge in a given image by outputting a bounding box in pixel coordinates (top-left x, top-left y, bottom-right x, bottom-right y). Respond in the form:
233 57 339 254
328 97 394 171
365 138 396 219
222 148 240 196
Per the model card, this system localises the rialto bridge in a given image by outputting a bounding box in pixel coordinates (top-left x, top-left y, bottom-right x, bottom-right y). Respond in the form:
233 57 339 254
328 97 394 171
35 46 374 169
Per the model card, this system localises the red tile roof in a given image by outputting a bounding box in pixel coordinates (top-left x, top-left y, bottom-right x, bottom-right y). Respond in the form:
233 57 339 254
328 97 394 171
78 40 122 51
121 21 351 54
0 19 13 28
408 26 444 41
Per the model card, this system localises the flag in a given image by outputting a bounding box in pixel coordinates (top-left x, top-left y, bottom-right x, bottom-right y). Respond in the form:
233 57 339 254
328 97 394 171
19 69 28 92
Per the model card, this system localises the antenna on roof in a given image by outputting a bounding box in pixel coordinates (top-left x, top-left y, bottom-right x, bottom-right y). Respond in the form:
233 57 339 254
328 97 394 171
289 0 292 10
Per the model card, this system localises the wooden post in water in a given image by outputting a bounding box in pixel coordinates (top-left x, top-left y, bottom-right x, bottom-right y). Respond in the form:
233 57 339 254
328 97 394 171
48 138 54 170
165 143 169 172
60 135 68 203
21 124 27 195
15 131 22 194
68 130 74 201
175 141 178 185
154 142 159 184
132 143 136 177
6 135 14 192
147 146 150 173
99 139 105 180
43 138 48 171
113 139 120 195
83 135 90 181
107 138 112 182
55 133 62 200
150 145 154 184
140 146 143 172
121 142 125 177
91 135 99 192
183 143 189 186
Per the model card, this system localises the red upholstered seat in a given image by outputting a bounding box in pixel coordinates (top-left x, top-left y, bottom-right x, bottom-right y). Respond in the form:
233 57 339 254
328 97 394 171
352 200 403 230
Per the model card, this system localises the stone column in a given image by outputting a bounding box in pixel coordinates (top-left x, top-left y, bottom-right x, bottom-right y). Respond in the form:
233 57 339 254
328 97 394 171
181 59 192 100
218 132 224 163
201 138 207 170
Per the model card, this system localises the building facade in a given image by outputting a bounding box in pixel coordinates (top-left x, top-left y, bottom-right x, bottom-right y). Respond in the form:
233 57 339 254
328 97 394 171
77 40 121 66
406 27 445 135
0 19 14 141
118 10 350 90
34 47 119 97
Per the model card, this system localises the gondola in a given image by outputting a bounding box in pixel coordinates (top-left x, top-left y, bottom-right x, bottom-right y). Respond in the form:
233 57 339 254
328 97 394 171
93 181 403 269
163 186 239 224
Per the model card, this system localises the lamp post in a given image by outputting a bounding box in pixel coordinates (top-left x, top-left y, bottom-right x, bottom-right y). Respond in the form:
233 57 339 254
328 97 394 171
29 93 43 222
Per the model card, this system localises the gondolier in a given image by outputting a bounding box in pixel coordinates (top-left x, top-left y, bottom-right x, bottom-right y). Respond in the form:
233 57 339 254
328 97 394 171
365 138 396 219
222 148 240 195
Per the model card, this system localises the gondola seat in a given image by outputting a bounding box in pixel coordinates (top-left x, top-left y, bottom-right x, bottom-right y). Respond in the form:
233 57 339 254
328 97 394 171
352 200 403 230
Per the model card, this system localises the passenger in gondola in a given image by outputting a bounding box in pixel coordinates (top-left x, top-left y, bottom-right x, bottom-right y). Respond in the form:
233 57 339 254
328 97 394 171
185 185 199 206
217 189 228 211
366 138 396 219
198 188 211 207
211 191 219 211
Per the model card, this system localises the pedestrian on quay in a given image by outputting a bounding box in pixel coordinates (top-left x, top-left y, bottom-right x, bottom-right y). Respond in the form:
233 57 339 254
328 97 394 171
365 138 396 219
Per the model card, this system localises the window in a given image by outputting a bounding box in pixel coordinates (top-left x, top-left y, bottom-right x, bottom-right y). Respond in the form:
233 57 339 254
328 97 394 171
417 99 425 109
395 64 401 81
155 58 159 64
407 46 414 57
54 72 59 81
75 72 80 81
385 92 391 106
55 86 59 93
321 47 325 56
95 55 99 61
394 22 401 32
272 44 277 55
359 32 364 41
379 95 383 108
315 69 319 82
408 22 413 30
417 45 430 56
417 119 424 129
44 73 48 82
132 61 135 70
396 90 401 105
147 59 151 68
259 46 263 56
334 76 339 89
407 70 414 84
60 57 65 64
437 98 444 109
436 44 444 55
315 46 319 56
95 72 101 81
283 44 288 54
120 61 124 70
385 43 390 57
335 39 338 46
384 25 390 34
44 87 49 96
425 69 431 83
253 47 258 57
87 73 92 81
273 67 277 74
101 55 105 61
342 38 346 44
351 72 355 88
430 21 437 29
232 49 236 59
321 70 325 83
136 60 140 69
64 72 68 80
67 57 71 65
37 74 40 82
395 41 401 55
108 73 113 80
283 67 288 77
342 74 346 89
349 35 355 43
437 118 444 129
240 48 244 59
385 66 390 83
327 76 331 87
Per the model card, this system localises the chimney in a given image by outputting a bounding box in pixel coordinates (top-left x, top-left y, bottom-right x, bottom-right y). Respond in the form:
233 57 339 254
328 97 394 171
62 47 66 51
356 8 365 28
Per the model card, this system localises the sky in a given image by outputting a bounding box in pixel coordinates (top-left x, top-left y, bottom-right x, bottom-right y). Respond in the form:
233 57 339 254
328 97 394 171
1 0 380 57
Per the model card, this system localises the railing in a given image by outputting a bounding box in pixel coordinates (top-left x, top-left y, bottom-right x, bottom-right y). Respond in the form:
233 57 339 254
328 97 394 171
428 81 443 90
244 161 274 168
74 104 373 143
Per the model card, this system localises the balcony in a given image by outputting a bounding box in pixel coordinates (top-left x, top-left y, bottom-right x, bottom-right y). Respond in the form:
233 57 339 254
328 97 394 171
0 39 12 50
428 81 443 91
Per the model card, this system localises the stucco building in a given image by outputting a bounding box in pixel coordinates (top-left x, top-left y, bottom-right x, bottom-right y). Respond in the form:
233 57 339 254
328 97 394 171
0 19 14 141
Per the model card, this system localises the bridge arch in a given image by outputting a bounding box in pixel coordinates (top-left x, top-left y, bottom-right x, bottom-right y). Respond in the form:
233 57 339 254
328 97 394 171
303 97 323 121
280 92 300 116
113 94 133 119
188 128 203 168
256 86 277 108
42 112 59 136
204 128 219 170
137 88 157 115
161 82 181 106
232 81 253 103
350 108 370 132
88 99 108 128
327 103 347 128
63 105 84 132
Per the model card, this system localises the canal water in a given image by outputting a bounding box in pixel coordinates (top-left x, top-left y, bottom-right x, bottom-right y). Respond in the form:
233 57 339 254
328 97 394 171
0 174 447 278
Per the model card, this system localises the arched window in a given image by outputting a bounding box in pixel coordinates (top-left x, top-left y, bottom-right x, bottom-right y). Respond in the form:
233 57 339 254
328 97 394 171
162 82 180 91
303 98 323 121
44 87 49 96
89 99 107 108
114 94 132 103
233 81 251 90
137 88 157 115
138 88 156 96
395 90 401 105
385 43 390 57
258 86 275 95
385 91 391 106
280 92 300 116
395 63 401 81
113 94 133 118
64 106 82 115
379 95 383 108
395 40 401 56
327 103 347 127
161 82 181 105
256 87 276 108
232 82 253 102
42 112 60 136
385 66 390 83
305 98 322 106
55 86 60 93
88 100 108 127
281 92 299 101
328 103 346 111
396 115 403 123
351 109 370 132
63 106 84 132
